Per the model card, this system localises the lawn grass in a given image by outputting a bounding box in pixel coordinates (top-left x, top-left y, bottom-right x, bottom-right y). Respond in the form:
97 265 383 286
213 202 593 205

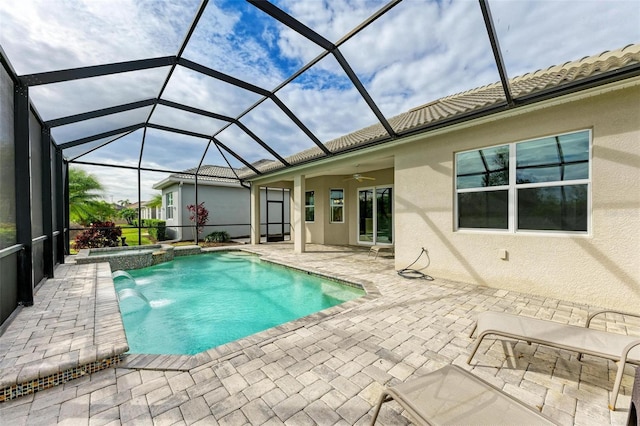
120 227 152 246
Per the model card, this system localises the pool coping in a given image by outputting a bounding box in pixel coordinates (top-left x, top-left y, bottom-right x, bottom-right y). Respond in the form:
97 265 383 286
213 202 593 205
118 247 380 371
0 262 130 402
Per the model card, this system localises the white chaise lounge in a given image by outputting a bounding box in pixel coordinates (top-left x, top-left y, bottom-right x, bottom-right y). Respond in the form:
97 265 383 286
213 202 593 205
368 245 394 259
467 310 640 410
370 365 558 425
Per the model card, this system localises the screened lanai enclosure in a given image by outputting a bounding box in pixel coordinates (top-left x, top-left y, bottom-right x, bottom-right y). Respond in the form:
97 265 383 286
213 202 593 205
1 0 639 325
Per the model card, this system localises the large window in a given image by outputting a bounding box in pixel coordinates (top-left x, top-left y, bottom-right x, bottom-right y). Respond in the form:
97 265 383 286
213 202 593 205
305 191 315 222
330 189 344 223
165 192 174 219
456 130 590 233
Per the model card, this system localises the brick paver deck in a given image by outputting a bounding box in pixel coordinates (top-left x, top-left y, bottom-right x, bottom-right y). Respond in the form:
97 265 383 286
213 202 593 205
0 243 637 425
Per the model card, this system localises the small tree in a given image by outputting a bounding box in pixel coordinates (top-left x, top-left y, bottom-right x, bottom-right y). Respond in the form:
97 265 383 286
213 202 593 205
147 193 162 209
119 208 137 225
186 202 209 235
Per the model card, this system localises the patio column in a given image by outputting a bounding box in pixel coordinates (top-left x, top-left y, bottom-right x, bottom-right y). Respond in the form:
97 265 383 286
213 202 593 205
293 174 305 253
250 183 261 245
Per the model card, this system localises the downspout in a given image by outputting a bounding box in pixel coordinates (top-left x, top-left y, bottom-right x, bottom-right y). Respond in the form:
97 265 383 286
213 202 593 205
195 172 199 244
178 181 184 241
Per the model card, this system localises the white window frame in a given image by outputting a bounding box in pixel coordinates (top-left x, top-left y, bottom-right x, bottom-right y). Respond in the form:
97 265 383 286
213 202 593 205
455 129 592 235
329 188 344 223
305 190 315 223
165 192 174 220
357 185 394 245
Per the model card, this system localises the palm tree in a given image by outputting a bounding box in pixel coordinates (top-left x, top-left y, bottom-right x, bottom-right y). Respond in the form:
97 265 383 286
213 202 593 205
68 168 107 225
147 193 162 209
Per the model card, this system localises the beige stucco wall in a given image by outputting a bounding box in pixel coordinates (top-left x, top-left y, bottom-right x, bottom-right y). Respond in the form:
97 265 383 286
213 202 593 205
394 85 640 311
304 176 350 245
302 169 395 245
303 177 326 244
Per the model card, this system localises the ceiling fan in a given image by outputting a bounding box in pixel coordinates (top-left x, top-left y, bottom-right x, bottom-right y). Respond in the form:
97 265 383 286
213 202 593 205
343 173 376 182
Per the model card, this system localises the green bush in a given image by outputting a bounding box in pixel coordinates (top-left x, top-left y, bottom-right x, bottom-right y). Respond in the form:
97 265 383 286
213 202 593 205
145 219 166 241
205 231 230 243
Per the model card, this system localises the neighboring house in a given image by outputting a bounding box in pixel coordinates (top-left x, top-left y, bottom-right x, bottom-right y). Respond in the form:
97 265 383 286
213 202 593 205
153 164 290 241
245 44 640 312
140 202 160 220
125 202 159 221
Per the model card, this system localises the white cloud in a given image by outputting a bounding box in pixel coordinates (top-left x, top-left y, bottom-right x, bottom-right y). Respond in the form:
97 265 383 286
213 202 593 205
4 0 639 203
29 67 170 121
276 0 389 43
0 0 196 74
162 66 263 117
489 0 640 76
239 98 321 157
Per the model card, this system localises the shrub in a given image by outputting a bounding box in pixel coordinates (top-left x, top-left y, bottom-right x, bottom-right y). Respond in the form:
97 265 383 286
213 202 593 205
145 219 166 241
205 231 230 243
74 221 122 249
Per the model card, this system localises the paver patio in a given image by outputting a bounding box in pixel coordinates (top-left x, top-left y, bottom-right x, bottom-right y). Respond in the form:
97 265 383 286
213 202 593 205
0 243 637 425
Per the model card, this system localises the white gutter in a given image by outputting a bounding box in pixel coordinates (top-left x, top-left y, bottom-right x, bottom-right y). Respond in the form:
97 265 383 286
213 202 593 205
177 181 183 241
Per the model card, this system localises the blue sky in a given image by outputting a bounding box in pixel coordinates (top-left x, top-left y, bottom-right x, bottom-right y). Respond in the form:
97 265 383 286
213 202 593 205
1 0 639 201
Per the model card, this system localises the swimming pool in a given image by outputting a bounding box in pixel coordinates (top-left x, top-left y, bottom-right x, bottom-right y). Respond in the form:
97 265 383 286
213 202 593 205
113 251 365 355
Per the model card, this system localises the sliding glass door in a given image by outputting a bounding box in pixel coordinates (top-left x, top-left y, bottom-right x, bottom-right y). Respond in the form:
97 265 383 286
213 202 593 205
358 186 393 245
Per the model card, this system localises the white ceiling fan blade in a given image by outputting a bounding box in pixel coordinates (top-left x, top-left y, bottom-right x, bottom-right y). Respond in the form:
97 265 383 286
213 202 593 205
344 173 375 182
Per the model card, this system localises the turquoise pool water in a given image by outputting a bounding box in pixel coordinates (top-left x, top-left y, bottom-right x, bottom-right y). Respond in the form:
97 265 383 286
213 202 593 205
113 252 364 355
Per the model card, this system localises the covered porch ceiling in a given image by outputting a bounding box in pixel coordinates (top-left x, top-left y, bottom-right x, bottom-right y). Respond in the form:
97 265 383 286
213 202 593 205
1 0 639 198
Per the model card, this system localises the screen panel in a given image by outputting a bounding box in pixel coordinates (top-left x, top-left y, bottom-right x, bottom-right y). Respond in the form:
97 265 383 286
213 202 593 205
490 0 640 81
30 112 44 240
0 64 17 324
339 0 502 119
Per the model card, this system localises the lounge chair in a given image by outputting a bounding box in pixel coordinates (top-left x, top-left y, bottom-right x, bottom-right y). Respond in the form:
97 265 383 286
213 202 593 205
467 310 640 410
368 245 394 259
370 364 558 425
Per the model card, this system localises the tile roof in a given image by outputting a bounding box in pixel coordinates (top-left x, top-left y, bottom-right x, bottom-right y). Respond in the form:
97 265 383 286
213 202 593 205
243 43 640 178
169 165 241 184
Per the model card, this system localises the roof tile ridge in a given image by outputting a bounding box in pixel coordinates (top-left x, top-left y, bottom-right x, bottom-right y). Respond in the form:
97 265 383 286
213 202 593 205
512 43 640 82
408 81 503 113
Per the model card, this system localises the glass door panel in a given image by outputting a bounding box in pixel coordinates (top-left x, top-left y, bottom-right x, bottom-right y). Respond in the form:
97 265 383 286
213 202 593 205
358 189 374 243
376 187 393 244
